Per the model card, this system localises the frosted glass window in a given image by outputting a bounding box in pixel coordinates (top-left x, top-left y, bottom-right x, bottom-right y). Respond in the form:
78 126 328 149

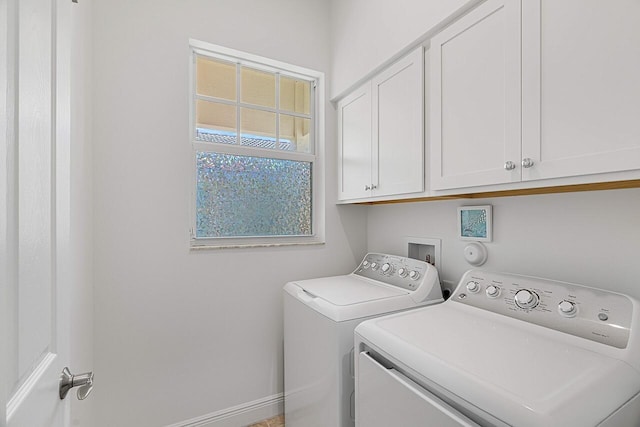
196 152 311 238
191 42 321 246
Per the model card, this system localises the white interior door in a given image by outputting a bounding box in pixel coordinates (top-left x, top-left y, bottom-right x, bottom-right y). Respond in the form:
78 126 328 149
1 0 74 426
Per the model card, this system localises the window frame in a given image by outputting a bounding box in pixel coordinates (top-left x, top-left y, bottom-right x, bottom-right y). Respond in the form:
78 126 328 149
189 39 325 249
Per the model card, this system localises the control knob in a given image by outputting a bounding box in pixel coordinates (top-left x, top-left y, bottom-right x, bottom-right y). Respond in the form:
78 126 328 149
514 289 539 309
558 300 577 317
370 262 379 270
381 263 393 274
486 285 500 298
408 270 420 280
397 267 409 278
466 281 480 293
362 260 370 269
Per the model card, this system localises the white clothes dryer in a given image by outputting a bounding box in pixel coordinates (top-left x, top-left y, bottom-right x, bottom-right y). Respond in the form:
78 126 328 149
283 253 443 427
355 269 640 427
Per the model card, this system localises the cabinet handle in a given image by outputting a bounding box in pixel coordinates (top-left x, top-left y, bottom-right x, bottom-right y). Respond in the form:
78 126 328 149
504 161 516 171
364 185 371 191
371 184 377 190
521 158 535 168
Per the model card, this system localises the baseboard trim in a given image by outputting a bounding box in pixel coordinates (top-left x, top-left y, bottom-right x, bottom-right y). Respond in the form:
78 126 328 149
164 393 284 427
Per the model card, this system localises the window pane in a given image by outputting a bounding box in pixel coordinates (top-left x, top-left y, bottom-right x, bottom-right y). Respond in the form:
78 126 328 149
241 67 275 108
196 100 237 144
196 152 312 238
280 114 311 153
196 56 236 101
240 107 276 148
280 76 310 114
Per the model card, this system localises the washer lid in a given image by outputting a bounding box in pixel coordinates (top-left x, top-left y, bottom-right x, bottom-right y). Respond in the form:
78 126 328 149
284 275 430 322
356 303 640 427
295 275 407 305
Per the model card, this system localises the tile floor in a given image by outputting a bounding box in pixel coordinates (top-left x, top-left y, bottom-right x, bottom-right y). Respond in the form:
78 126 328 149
248 414 285 427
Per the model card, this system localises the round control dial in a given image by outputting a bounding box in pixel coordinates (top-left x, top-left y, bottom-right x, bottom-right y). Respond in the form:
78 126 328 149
558 300 577 317
397 267 409 278
485 285 500 298
466 281 480 293
408 270 420 281
381 263 393 274
370 262 379 270
514 289 539 309
362 260 370 269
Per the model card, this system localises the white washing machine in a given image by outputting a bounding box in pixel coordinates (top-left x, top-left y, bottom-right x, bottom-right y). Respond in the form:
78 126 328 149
284 253 443 427
355 269 640 427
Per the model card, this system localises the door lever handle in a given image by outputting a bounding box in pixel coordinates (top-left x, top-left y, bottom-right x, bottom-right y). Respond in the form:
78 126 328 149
59 367 94 400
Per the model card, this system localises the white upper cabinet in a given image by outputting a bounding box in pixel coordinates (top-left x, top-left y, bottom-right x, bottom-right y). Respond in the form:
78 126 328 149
338 47 424 201
338 83 372 200
432 0 640 192
522 0 640 181
372 47 424 197
430 0 521 190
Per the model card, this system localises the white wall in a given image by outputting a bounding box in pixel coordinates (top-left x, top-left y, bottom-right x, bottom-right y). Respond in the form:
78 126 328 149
367 189 640 300
329 0 474 98
91 1 366 426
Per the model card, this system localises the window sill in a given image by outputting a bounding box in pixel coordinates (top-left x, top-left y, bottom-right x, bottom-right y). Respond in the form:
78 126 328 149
190 239 325 250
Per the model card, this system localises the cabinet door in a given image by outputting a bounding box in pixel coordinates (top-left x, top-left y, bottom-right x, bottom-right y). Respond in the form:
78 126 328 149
522 0 640 181
430 0 521 190
372 46 424 197
338 83 372 200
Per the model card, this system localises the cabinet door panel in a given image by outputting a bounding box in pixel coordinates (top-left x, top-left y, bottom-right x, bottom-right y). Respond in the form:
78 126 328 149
522 0 640 181
338 83 372 200
431 0 521 190
373 47 424 197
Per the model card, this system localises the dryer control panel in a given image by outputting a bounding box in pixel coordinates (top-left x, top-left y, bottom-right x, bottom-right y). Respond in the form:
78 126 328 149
452 270 636 349
354 253 439 295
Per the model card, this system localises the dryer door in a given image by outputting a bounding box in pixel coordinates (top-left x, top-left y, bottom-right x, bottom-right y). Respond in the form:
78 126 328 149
357 352 478 427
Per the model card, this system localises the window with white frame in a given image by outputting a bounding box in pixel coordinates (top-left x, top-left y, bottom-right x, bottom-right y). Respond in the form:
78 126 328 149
189 40 324 247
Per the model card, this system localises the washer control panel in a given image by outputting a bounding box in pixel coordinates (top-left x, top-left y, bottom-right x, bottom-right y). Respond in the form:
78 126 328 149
354 253 432 292
452 270 634 349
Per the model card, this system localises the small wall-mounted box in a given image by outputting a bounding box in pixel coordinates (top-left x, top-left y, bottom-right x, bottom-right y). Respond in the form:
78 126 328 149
406 237 451 298
405 236 441 271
